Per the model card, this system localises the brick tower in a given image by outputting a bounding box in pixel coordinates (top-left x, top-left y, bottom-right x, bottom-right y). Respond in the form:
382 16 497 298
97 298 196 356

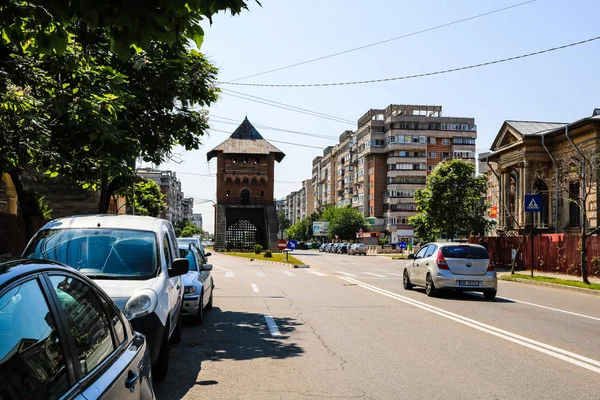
207 118 285 250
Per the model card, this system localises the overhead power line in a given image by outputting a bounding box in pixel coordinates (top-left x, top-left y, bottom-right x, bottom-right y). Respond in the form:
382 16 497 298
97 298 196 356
218 35 600 88
209 127 326 149
220 88 355 125
210 115 339 141
227 0 537 82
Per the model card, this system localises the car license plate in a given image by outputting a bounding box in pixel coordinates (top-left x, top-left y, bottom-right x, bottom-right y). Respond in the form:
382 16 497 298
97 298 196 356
458 280 481 287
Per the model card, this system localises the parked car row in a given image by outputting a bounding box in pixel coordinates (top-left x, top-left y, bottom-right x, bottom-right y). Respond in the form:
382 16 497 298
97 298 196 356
0 215 215 400
319 243 367 255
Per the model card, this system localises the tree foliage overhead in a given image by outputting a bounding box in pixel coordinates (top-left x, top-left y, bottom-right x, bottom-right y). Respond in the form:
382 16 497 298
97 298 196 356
0 0 260 58
413 160 489 240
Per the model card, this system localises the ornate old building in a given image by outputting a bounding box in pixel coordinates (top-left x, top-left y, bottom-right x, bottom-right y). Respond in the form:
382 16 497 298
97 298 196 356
483 109 600 235
207 118 285 250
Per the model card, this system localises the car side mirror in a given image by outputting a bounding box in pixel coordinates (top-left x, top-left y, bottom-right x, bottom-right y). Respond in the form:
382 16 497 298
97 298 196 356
204 252 212 258
202 263 213 271
407 254 415 260
169 258 189 277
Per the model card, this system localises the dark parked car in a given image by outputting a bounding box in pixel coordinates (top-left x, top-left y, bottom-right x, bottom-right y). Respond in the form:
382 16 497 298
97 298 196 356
338 243 350 254
0 259 155 399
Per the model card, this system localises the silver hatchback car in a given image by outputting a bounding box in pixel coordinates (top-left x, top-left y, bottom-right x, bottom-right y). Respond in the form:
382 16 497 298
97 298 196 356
403 243 497 299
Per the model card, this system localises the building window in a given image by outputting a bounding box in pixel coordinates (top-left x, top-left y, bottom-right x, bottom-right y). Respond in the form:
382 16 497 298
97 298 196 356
261 191 265 197
429 137 436 144
428 152 436 158
428 165 435 172
255 157 260 164
442 139 451 145
569 181 580 226
243 157 248 164
226 190 230 197
442 152 450 159
232 157 237 163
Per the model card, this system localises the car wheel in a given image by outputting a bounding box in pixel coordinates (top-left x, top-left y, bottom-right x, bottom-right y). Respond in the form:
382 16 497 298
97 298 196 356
206 288 214 310
483 290 497 300
403 269 413 290
153 326 170 382
170 311 183 344
425 274 437 297
196 294 204 324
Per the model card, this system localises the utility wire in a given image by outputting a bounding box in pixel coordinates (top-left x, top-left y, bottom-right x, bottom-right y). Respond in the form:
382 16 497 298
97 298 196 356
220 88 355 125
227 0 537 82
210 115 339 141
219 35 600 88
210 127 326 149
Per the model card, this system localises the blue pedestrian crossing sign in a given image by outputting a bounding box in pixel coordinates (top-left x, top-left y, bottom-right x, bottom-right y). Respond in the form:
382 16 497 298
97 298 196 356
525 194 542 212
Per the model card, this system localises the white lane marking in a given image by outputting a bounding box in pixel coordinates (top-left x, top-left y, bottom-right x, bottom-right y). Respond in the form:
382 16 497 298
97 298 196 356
362 272 386 278
374 268 389 272
255 271 266 277
264 314 282 337
348 262 360 265
225 272 235 278
215 265 232 272
251 283 260 293
340 277 600 375
334 271 358 277
306 270 328 277
389 273 404 277
282 271 297 277
498 296 600 322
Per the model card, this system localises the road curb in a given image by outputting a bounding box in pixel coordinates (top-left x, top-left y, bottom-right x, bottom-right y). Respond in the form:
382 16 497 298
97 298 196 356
222 255 310 269
502 277 600 297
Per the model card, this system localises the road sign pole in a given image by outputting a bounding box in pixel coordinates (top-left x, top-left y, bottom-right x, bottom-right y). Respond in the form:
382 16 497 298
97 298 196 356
531 212 535 278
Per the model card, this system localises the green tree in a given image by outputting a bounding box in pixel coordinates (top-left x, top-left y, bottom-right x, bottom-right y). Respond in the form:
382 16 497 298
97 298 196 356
414 159 488 240
277 210 291 231
125 180 165 217
327 207 370 241
408 213 438 243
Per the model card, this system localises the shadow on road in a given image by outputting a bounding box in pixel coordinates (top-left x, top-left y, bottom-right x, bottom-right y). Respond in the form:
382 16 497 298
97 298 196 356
154 306 304 399
412 288 515 303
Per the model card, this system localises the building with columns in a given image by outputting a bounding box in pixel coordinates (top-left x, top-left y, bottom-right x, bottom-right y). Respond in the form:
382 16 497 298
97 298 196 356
483 109 600 235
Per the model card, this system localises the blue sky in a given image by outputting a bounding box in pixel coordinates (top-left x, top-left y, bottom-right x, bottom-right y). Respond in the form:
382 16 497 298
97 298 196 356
146 0 600 233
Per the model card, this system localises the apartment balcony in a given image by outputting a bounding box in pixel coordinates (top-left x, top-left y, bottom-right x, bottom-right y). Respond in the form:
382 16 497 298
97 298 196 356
386 142 427 151
383 196 416 204
387 170 427 178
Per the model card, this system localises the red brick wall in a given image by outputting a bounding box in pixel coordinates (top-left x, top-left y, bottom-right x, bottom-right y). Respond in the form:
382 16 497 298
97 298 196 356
216 153 275 205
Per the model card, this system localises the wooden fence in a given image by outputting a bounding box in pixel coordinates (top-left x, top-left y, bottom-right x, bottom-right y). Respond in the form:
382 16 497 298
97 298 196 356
469 235 600 277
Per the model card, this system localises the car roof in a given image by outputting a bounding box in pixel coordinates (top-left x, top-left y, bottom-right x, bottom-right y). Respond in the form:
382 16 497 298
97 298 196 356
39 215 167 233
0 259 80 288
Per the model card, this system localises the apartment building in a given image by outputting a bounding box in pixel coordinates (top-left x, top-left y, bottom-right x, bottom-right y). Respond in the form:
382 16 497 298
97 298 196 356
284 179 315 225
311 104 477 243
181 197 194 221
136 168 187 223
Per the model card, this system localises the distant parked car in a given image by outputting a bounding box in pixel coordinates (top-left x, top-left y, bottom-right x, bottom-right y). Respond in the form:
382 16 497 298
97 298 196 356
178 243 214 323
177 237 211 261
403 243 497 299
349 243 367 255
24 215 188 382
319 243 328 252
0 259 155 399
338 243 349 254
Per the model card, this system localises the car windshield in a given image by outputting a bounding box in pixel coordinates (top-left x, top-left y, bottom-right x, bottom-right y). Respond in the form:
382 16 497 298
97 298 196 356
179 248 198 271
441 245 489 259
24 229 159 279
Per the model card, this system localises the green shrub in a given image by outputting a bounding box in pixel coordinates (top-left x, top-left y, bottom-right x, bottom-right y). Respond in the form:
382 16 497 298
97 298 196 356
253 244 263 254
264 250 273 258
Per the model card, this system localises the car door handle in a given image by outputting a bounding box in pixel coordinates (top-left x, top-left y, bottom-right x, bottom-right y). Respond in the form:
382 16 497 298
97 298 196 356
125 371 139 391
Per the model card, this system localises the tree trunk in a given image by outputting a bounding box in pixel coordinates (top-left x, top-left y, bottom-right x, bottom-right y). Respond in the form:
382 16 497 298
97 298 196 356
98 176 117 214
511 238 525 275
581 235 590 284
8 168 32 241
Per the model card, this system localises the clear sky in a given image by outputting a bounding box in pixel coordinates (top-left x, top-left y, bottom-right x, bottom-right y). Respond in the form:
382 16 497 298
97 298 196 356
143 0 600 233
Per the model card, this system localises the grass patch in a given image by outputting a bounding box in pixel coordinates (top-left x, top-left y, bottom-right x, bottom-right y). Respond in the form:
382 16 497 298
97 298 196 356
224 251 304 266
378 254 409 259
500 273 600 290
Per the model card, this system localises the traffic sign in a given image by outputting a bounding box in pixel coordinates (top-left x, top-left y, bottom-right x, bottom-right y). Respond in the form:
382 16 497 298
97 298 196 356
525 194 542 213
399 241 407 250
277 240 287 250
287 239 299 250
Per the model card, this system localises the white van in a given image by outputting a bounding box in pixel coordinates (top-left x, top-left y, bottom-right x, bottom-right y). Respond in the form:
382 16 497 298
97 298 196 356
24 215 187 382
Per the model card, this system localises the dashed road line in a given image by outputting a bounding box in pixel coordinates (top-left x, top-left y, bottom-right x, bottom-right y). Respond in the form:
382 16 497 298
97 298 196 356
306 270 328 277
251 283 260 293
264 314 282 337
362 272 386 278
215 265 232 272
334 271 358 277
225 272 235 278
389 272 404 277
281 271 297 277
255 271 267 277
374 268 389 272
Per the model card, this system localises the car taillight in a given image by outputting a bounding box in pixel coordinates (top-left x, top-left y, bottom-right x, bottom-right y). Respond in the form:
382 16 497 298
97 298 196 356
487 263 495 272
436 250 449 270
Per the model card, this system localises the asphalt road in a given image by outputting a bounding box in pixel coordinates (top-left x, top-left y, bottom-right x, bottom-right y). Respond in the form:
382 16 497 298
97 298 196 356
155 250 600 400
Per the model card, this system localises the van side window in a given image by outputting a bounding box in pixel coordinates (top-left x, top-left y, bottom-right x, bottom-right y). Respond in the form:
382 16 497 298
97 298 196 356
163 234 173 268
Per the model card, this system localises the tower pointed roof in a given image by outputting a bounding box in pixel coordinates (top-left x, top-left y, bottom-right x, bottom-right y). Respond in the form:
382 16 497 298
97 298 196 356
207 117 285 162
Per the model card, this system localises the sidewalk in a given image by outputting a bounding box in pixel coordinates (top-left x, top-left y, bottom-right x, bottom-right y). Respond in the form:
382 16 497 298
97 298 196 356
497 270 600 284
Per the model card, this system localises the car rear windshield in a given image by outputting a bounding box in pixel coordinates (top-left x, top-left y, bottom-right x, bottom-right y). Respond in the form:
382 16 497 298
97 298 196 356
440 245 489 259
24 229 159 279
179 249 198 271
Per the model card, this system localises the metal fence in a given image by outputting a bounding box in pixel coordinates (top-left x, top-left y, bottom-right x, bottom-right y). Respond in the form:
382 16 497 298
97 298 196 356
469 235 600 277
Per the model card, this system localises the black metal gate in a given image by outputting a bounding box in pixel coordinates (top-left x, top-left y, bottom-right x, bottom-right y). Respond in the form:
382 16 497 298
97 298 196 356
226 219 260 250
